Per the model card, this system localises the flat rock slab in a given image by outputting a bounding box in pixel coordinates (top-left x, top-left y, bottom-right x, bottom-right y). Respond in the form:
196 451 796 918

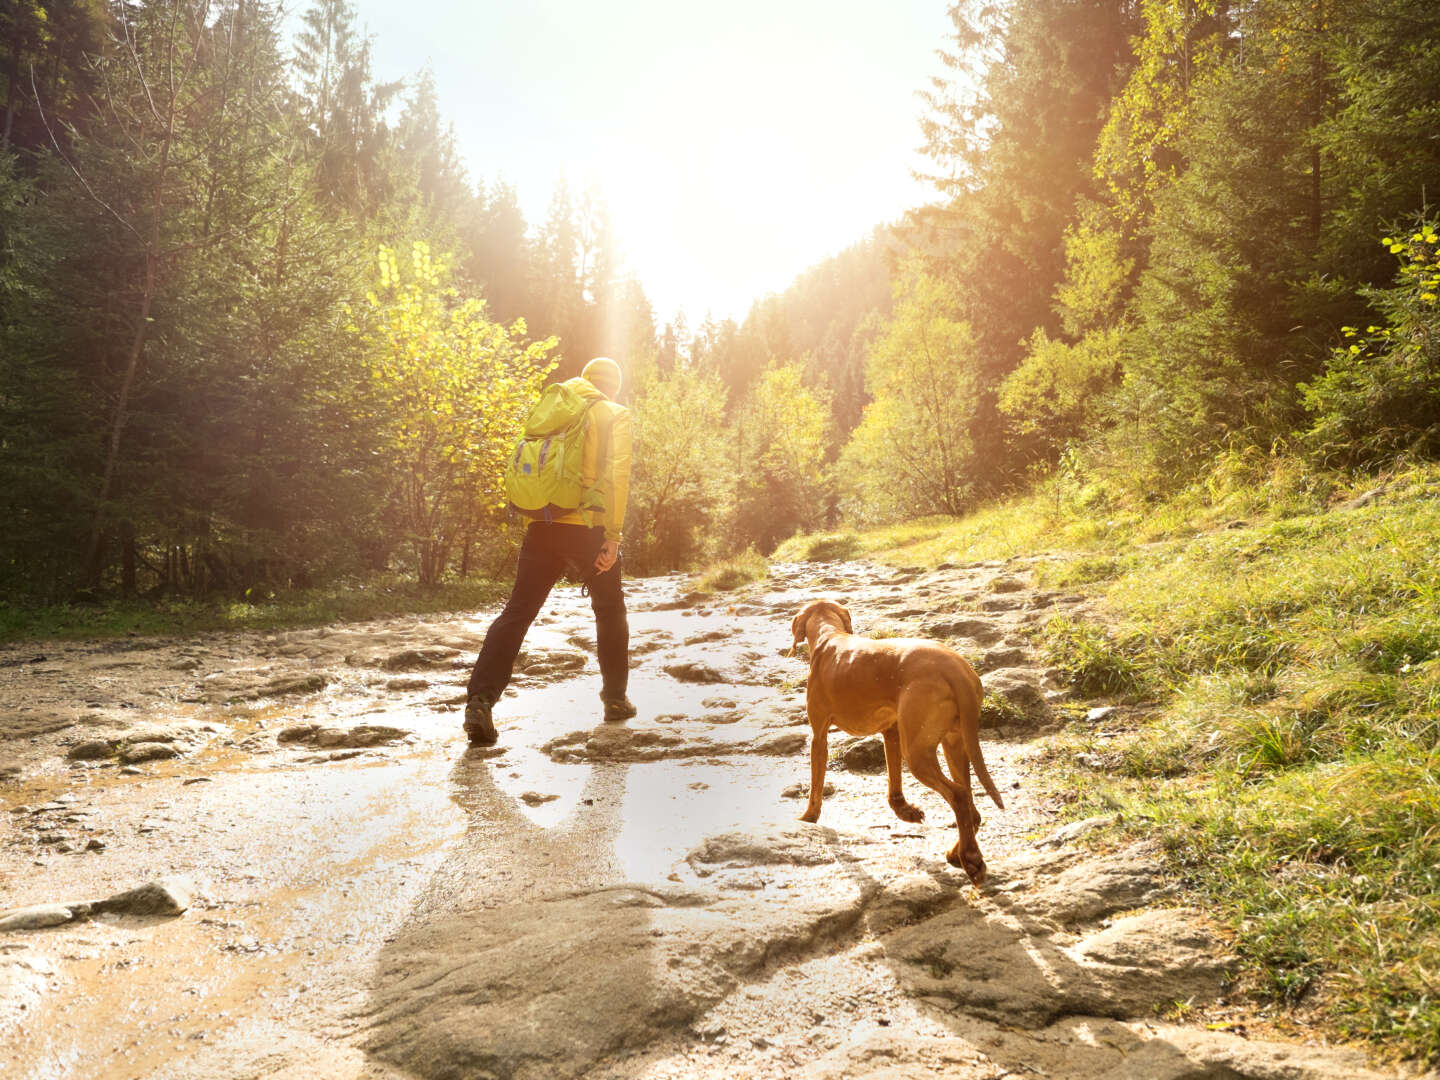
368 830 882 1080
664 661 731 684
199 670 330 701
94 876 194 916
800 1020 1400 1080
0 876 194 931
0 904 78 932
884 893 1224 1028
542 726 735 764
376 647 463 671
278 723 411 749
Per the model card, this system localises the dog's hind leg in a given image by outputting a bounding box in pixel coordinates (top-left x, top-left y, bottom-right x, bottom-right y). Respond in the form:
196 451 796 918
900 688 987 884
941 734 982 831
882 726 925 823
799 722 829 824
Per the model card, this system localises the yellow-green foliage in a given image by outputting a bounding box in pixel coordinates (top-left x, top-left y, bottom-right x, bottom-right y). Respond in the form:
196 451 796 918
356 242 555 585
628 365 732 571
839 269 980 522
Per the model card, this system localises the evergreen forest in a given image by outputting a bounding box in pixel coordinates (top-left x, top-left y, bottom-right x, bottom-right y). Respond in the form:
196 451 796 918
1 0 1437 595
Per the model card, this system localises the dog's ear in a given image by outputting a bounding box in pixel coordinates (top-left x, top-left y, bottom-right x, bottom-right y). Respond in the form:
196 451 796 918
835 601 853 634
788 609 805 657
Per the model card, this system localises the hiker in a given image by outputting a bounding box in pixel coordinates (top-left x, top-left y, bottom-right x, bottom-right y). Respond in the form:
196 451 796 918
462 357 635 746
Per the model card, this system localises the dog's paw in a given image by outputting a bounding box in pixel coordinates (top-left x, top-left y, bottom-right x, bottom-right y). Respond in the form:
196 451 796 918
891 801 925 824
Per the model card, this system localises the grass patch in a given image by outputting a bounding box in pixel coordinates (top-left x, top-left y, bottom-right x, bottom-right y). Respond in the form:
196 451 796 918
693 548 769 592
801 532 862 562
0 576 508 644
1042 616 1155 698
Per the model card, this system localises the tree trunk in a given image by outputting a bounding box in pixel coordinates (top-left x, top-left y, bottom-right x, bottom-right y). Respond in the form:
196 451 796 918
2 27 20 151
84 254 157 584
120 521 137 596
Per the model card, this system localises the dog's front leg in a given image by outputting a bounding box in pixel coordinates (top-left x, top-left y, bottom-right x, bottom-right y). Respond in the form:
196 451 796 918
799 722 829 823
882 726 925 823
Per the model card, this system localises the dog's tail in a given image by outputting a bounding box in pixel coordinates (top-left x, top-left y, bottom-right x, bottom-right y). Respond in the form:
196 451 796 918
947 668 1005 811
964 717 1006 811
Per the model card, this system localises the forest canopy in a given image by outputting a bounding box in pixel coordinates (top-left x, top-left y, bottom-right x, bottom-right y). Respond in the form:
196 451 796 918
2 0 1438 597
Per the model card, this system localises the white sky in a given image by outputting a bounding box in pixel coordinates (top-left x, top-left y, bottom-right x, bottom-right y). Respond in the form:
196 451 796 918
342 0 946 324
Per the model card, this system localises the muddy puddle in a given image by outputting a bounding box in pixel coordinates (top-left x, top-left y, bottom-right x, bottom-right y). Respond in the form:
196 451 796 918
0 562 1415 1079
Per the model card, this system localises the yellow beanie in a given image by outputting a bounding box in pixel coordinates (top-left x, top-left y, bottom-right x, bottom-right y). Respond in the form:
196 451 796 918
581 356 622 398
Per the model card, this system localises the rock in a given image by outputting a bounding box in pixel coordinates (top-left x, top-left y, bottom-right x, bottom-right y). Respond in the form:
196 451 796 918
701 697 738 710
1087 705 1119 722
66 740 114 761
541 727 727 764
650 590 712 611
780 781 834 800
988 576 1027 593
119 741 180 764
886 896 1225 1029
170 657 203 672
980 597 1022 614
685 630 734 646
1037 815 1114 849
380 647 461 671
85 838 105 852
923 617 1000 644
0 904 77 932
0 761 21 781
754 731 807 756
515 651 587 677
865 873 959 936
663 661 728 684
977 646 1027 672
1112 1023 1404 1080
980 669 1050 726
687 828 839 871
1341 486 1385 511
367 873 874 1080
316 725 409 749
520 792 559 806
385 677 430 691
837 737 887 774
260 672 330 696
278 723 410 749
1076 908 1229 974
1023 852 1169 926
1 709 79 738
95 876 194 917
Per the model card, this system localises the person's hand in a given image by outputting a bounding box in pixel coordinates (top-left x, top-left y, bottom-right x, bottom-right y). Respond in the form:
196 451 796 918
594 539 619 574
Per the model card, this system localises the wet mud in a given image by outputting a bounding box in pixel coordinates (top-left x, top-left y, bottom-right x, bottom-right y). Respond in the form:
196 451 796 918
0 560 1416 1079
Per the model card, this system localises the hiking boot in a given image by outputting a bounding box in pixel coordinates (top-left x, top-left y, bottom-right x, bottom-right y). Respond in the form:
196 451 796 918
463 697 498 746
601 695 637 723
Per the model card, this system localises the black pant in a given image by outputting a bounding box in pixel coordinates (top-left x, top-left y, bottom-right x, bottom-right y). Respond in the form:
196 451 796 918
466 523 628 704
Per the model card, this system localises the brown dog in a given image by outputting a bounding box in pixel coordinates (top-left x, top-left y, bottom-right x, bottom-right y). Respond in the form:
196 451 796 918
789 599 1004 884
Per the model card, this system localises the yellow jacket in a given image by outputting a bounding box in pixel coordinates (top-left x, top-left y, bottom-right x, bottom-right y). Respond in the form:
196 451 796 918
550 377 632 542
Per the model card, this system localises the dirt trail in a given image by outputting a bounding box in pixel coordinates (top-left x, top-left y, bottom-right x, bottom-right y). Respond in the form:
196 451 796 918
0 561 1413 1079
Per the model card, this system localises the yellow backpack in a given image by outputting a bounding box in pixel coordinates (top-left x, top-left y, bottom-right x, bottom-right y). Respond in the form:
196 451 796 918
504 382 604 522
